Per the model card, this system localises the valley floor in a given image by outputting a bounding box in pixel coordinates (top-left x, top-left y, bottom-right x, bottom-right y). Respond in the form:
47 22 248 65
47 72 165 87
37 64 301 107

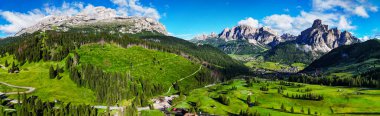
170 79 380 116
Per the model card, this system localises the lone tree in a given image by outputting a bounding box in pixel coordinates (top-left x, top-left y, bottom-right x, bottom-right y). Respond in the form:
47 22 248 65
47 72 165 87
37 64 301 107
49 65 56 79
4 60 8 67
281 103 286 112
246 95 252 105
291 106 294 113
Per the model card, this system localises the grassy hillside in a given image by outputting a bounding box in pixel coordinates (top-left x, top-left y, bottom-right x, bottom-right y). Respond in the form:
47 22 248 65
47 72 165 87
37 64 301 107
173 79 380 115
77 43 203 91
140 36 249 77
0 55 96 104
302 39 380 76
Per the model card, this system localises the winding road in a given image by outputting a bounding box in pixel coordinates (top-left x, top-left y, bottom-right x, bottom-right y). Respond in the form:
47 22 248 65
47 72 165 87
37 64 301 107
166 65 203 94
0 82 36 95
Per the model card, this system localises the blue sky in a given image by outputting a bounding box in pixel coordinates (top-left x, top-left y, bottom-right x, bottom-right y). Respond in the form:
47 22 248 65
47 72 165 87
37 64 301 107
0 0 379 40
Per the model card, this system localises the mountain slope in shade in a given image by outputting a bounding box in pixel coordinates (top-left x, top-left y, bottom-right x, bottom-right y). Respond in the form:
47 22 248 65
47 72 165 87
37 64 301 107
301 39 380 75
265 19 360 64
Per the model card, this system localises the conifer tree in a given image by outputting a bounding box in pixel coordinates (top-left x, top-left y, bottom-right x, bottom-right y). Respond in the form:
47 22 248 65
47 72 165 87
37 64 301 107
4 60 8 67
246 95 252 105
281 103 286 112
49 65 56 79
291 106 294 113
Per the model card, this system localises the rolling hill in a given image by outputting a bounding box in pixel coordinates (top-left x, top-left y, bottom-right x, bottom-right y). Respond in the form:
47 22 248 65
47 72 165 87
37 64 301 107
302 39 380 76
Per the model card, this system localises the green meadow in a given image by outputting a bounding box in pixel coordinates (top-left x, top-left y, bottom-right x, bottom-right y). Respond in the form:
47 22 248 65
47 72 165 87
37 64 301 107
173 79 380 115
0 55 96 104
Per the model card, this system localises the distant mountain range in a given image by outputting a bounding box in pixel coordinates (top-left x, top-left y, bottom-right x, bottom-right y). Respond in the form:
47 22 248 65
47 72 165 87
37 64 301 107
15 7 167 36
193 24 303 46
192 19 360 64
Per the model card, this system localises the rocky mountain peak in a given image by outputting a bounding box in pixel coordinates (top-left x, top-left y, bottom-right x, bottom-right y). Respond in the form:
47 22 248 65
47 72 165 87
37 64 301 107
194 25 287 47
296 19 359 53
193 32 218 40
15 7 167 36
312 19 322 28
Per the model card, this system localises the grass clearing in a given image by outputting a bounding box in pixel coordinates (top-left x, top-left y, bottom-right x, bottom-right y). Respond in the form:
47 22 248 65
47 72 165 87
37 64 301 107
173 79 380 115
140 110 165 116
0 55 96 104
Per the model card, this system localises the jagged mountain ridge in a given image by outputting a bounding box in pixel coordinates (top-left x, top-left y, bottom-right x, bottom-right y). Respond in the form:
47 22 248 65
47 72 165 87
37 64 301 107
296 19 359 53
194 25 294 47
265 19 360 64
15 7 167 36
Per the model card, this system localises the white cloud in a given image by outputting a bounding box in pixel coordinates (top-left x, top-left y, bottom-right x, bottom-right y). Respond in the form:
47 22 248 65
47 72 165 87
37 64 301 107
0 0 160 36
238 17 260 28
312 0 376 18
44 2 84 16
338 16 356 30
354 6 369 18
359 36 370 41
370 6 378 12
110 0 160 20
263 14 295 34
312 0 351 12
262 11 341 35
0 10 45 34
111 0 128 6
259 0 376 35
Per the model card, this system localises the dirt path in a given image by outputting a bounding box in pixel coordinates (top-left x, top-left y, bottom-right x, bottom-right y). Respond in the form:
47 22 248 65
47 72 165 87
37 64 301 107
166 65 203 94
0 82 36 95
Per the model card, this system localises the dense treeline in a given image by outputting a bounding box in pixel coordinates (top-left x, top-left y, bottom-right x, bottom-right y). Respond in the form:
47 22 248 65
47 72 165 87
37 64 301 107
283 92 324 101
1 94 98 116
0 94 138 116
288 74 380 88
68 62 165 105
